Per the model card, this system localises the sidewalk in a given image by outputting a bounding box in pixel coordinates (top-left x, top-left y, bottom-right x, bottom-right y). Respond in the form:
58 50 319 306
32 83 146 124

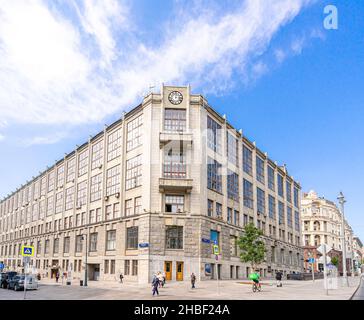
38 276 361 300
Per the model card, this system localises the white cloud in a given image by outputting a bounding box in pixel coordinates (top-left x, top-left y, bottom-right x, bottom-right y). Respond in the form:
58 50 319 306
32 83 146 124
0 134 4 141
22 132 68 147
0 0 316 136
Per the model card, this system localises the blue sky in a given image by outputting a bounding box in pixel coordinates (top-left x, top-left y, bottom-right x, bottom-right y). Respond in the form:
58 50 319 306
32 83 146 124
0 0 363 239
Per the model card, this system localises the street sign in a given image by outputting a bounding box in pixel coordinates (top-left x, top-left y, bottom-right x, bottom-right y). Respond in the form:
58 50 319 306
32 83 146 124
308 258 315 263
318 255 331 264
138 242 149 248
201 238 211 244
0 263 4 269
21 245 34 257
213 244 219 255
317 244 332 255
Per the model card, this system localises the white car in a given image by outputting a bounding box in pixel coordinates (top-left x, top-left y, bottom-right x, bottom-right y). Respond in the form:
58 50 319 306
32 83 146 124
9 274 38 291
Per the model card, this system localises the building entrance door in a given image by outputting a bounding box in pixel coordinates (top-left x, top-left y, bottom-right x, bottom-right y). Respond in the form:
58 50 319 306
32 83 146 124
176 262 183 281
164 261 172 281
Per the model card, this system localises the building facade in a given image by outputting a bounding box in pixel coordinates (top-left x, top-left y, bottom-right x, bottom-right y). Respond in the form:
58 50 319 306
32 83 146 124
0 85 303 284
353 236 363 273
301 190 355 273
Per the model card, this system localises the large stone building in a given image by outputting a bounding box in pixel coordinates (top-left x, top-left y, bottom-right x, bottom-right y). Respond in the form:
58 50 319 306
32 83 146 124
301 190 355 273
353 236 363 273
0 85 303 284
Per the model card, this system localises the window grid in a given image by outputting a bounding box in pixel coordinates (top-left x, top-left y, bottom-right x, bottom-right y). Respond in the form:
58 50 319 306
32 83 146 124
126 115 143 151
164 109 186 132
55 192 63 214
243 146 252 175
165 195 184 213
227 170 239 201
207 157 222 193
106 165 120 196
65 186 74 211
106 230 116 251
227 133 238 166
207 116 222 154
243 179 253 209
91 140 103 170
48 171 55 192
66 157 76 182
268 166 275 191
257 187 265 215
77 181 87 207
57 165 64 188
278 201 285 225
125 156 142 190
126 227 138 249
256 156 265 184
78 150 88 177
166 226 183 249
90 173 102 202
107 129 122 161
268 195 276 219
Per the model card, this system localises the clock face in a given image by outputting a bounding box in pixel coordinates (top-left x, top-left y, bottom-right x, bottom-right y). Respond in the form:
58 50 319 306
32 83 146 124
168 91 183 105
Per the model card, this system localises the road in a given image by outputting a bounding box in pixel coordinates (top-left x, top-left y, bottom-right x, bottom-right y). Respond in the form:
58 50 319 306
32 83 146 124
351 276 364 300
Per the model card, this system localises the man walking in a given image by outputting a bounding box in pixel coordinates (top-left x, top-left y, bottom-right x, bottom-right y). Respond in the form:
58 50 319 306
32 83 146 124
276 270 283 287
55 271 59 283
191 273 196 289
152 274 159 296
119 273 124 283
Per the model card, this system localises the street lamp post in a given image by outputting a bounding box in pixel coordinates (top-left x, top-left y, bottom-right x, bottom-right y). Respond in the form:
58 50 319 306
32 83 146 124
337 192 349 287
82 234 88 287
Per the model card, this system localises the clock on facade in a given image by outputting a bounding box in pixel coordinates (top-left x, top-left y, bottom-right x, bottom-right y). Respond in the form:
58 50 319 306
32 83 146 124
168 91 183 105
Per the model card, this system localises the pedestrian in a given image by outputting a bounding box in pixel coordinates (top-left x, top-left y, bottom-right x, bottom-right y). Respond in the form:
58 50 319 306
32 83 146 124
157 272 163 288
152 274 159 296
55 271 59 283
276 270 283 287
191 272 196 289
119 273 124 283
162 272 166 287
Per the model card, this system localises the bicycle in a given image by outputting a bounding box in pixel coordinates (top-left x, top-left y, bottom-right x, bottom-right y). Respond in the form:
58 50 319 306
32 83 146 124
252 281 262 292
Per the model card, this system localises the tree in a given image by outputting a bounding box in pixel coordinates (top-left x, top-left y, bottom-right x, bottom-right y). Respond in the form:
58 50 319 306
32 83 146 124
238 223 266 270
331 256 339 268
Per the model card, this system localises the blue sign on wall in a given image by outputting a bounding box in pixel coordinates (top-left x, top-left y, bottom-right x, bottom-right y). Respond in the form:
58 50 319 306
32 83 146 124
138 243 149 248
0 263 4 269
201 238 210 244
205 264 212 275
308 258 315 263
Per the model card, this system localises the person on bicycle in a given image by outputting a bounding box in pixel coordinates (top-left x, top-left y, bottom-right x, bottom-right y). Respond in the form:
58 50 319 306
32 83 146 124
249 270 261 289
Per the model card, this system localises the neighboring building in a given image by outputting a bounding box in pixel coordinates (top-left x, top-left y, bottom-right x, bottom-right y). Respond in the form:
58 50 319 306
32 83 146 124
301 190 354 274
353 236 363 273
0 85 303 284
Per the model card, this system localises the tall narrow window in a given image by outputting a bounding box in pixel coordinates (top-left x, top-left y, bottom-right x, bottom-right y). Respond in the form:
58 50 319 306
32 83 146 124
65 186 74 211
106 165 120 196
207 116 221 154
278 201 285 225
256 156 265 184
126 227 138 249
207 157 222 193
106 230 116 250
90 173 102 202
227 133 238 166
89 233 98 252
126 114 143 151
227 170 239 201
268 166 275 191
268 195 276 219
294 187 299 208
48 171 55 192
257 188 265 215
243 179 253 209
243 146 252 176
91 140 103 170
55 192 63 214
277 174 284 198
207 200 213 217
287 206 293 227
126 155 142 190
286 181 292 203
57 165 65 188
66 157 75 182
76 181 87 207
107 129 122 161
78 149 88 177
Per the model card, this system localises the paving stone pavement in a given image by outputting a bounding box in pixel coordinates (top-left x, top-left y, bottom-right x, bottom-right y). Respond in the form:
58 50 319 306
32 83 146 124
0 277 360 300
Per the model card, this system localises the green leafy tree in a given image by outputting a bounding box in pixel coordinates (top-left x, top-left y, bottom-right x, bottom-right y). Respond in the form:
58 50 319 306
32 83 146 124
331 256 339 268
238 223 266 270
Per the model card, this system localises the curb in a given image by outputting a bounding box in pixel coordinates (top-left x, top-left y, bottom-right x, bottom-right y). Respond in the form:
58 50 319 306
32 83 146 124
349 276 363 300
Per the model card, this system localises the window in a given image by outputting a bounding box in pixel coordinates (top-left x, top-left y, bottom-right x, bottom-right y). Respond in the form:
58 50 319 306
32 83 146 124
48 171 55 192
166 226 183 249
278 201 285 225
243 146 252 175
76 213 81 226
277 174 284 198
89 233 97 252
165 195 184 213
89 209 96 224
257 188 265 215
57 165 64 187
44 240 50 254
106 165 120 196
227 170 239 201
227 133 238 166
37 241 41 254
39 200 45 219
34 180 40 200
163 147 186 178
294 187 299 208
106 205 112 221
134 197 141 215
207 116 221 154
125 199 133 216
104 260 109 274
126 227 138 249
227 207 232 224
268 166 275 191
90 173 102 202
234 210 239 226
126 155 142 190
47 196 54 216
268 195 276 219
75 235 83 253
63 237 70 253
294 212 300 232
207 157 222 193
106 230 116 250
243 179 253 209
66 157 75 183
256 156 265 184
91 140 103 170
65 186 74 211
124 260 130 275
132 260 138 275
55 192 63 214
96 208 101 222
78 149 88 177
107 129 122 161
110 260 115 274
126 114 143 151
207 200 213 217
164 109 186 132
287 207 293 227
286 181 292 203
77 181 87 207
216 202 222 217
54 238 60 254
230 236 237 257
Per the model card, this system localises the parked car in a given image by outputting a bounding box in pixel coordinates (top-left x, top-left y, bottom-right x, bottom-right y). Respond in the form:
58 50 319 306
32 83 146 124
0 271 17 289
7 274 38 291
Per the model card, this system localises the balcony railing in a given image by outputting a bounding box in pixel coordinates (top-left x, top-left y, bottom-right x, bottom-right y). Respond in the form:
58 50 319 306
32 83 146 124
163 163 186 179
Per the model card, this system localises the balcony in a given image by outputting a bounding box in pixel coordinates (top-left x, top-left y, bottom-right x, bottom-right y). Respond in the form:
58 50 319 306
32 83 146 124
159 131 193 147
159 177 193 193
